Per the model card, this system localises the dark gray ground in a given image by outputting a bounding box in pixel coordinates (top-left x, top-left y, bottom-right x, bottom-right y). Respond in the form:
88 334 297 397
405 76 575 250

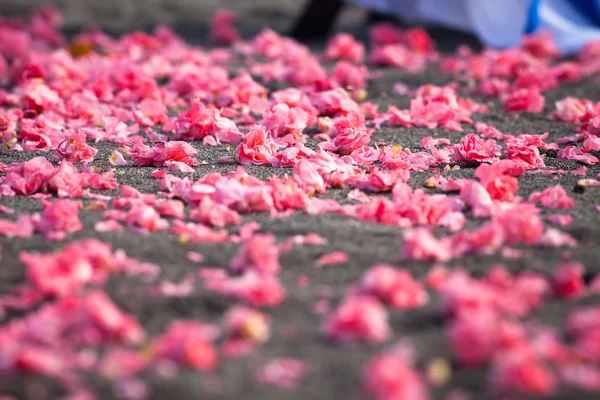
1 3 600 400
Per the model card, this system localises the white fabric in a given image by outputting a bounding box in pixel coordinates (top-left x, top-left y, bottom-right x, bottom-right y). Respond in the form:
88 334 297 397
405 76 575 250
540 0 600 53
464 0 530 48
345 0 600 53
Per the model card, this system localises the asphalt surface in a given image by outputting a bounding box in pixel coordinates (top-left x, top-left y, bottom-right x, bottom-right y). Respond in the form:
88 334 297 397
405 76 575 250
1 6 600 400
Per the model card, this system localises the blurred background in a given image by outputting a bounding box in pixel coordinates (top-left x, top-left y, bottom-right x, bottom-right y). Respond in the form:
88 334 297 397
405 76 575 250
0 0 362 34
0 1 482 51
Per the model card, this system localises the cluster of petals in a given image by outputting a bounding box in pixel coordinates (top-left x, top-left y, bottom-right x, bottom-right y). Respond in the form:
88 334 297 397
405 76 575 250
324 33 365 63
319 127 371 155
474 160 524 201
354 183 462 230
490 347 557 396
353 167 409 193
222 305 271 357
331 61 369 89
149 321 219 371
168 167 309 216
368 43 427 72
398 201 564 263
229 233 281 274
200 268 286 308
369 24 435 53
451 134 502 164
385 85 481 132
436 259 600 395
441 267 549 319
439 270 563 395
129 141 198 167
261 103 309 138
550 97 597 123
558 145 599 165
210 8 240 45
2 157 117 197
166 100 243 143
504 140 547 169
503 88 546 112
551 262 586 299
363 342 430 400
0 290 144 377
20 238 158 297
321 295 391 344
568 305 600 362
53 129 97 163
35 199 82 240
350 264 428 309
442 35 576 86
529 185 574 209
124 204 170 235
238 126 279 165
367 24 435 72
189 196 241 227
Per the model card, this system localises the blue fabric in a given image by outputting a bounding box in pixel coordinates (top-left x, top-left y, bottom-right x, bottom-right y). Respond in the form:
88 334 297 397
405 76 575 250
570 0 600 24
525 0 542 33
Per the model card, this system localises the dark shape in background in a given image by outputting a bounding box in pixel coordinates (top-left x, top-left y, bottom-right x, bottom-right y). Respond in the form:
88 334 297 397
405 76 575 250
0 0 482 51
